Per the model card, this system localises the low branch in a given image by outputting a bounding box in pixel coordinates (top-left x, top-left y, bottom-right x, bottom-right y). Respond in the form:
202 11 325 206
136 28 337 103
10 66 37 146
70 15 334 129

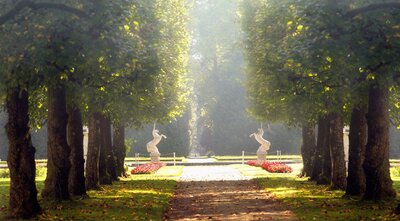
346 3 400 18
0 1 86 25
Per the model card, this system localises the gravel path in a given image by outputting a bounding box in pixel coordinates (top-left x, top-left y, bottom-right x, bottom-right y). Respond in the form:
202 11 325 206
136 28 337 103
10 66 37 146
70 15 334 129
163 166 297 221
179 166 249 181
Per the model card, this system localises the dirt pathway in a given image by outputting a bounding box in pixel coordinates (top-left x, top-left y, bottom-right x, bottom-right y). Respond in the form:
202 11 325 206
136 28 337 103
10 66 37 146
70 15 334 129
163 166 297 221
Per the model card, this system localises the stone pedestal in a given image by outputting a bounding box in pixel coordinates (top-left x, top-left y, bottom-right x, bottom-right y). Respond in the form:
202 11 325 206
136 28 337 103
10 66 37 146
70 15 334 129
257 150 267 161
150 152 160 162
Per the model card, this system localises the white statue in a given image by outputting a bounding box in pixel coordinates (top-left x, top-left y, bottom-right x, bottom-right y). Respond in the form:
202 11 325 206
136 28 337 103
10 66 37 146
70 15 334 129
250 127 270 160
146 124 167 162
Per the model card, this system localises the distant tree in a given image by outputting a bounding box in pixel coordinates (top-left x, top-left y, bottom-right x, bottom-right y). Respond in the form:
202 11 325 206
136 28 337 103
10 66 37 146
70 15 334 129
189 0 262 155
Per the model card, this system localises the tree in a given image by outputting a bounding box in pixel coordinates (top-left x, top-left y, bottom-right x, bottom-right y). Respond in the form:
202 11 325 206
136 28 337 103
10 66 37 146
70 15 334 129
241 0 400 198
85 112 101 190
346 104 367 196
363 80 396 199
113 125 127 177
67 103 86 197
80 0 190 183
0 0 84 216
300 123 316 177
240 0 345 186
99 115 114 184
42 83 71 200
5 88 41 218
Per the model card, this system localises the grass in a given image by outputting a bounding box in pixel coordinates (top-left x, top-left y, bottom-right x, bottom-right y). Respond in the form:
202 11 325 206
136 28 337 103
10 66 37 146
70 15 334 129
233 164 400 220
0 159 47 165
0 166 183 221
0 158 184 166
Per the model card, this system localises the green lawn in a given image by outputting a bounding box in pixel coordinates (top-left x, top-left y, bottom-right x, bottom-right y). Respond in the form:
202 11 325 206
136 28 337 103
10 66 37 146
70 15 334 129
233 164 400 220
0 166 183 221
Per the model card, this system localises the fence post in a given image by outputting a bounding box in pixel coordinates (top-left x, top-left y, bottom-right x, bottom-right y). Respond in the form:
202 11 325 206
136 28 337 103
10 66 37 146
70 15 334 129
173 152 176 166
276 150 281 162
242 151 245 165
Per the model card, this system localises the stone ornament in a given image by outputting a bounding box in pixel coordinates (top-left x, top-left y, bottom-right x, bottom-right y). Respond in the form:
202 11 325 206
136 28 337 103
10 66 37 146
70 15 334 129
146 124 167 162
250 128 270 160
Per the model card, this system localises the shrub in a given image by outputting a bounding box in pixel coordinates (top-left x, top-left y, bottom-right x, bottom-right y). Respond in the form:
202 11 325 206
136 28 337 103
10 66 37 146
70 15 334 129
0 168 10 178
0 167 47 178
36 166 47 178
391 167 400 177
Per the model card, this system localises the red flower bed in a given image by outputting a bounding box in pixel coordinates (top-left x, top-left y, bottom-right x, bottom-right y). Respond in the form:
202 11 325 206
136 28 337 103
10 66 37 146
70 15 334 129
130 162 166 174
247 160 292 173
261 161 292 173
246 160 264 167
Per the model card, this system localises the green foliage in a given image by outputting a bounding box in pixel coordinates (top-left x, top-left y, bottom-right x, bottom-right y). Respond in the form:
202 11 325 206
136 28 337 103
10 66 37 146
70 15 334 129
0 0 190 133
35 167 47 178
0 169 9 178
125 138 134 156
391 167 400 178
240 0 400 125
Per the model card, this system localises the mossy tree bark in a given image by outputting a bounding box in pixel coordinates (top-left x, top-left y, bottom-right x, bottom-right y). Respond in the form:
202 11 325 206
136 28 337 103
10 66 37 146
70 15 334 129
104 117 118 181
316 116 331 185
114 125 127 177
311 117 328 181
85 112 101 190
42 84 71 200
67 105 86 197
300 123 316 177
99 115 112 185
345 105 367 196
363 83 396 200
329 112 347 190
6 88 41 219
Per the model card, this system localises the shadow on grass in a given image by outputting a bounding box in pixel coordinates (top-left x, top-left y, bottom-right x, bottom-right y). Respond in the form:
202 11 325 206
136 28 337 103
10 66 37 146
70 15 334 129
0 178 177 221
254 176 400 220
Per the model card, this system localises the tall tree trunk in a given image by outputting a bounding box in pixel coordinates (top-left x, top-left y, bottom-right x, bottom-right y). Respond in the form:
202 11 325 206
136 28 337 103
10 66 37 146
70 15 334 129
42 84 70 200
105 117 118 181
329 113 347 190
114 124 127 177
315 116 331 185
311 117 328 181
345 105 367 196
5 88 41 219
85 112 101 190
67 105 86 197
363 83 396 200
300 123 316 177
99 115 112 185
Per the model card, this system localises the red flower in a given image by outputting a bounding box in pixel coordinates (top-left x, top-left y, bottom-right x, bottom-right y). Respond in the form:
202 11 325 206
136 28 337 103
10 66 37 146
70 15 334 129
131 162 166 174
248 160 292 173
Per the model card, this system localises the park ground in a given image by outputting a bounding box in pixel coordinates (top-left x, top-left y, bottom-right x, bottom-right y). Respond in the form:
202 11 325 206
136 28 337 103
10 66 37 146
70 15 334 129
0 156 400 220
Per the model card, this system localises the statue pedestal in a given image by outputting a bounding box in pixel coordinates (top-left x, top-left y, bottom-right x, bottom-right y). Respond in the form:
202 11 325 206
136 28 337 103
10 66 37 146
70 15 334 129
257 150 267 161
150 152 160 162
